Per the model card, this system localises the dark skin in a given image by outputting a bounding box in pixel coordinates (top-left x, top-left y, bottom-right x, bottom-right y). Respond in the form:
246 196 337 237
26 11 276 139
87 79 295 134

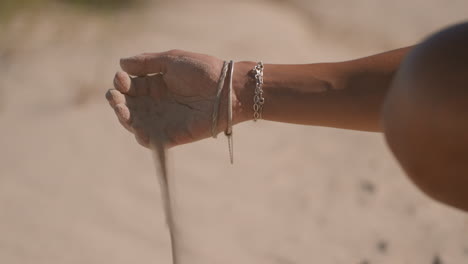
235 46 411 131
383 23 468 212
106 22 468 212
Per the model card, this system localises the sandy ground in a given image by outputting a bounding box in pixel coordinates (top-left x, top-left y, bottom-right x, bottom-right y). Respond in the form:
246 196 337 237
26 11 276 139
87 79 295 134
1 0 468 263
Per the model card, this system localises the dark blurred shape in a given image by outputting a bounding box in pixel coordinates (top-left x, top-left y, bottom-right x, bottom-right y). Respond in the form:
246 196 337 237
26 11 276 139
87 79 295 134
433 255 442 264
0 0 40 21
0 0 144 22
359 179 376 194
376 240 388 254
58 0 143 10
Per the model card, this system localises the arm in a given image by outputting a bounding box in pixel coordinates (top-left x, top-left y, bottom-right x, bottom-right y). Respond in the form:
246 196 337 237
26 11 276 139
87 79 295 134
233 47 412 132
107 47 413 148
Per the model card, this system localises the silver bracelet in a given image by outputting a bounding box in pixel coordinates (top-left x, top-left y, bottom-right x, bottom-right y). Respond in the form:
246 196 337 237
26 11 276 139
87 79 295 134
211 60 235 164
211 61 229 138
225 60 234 164
252 62 265 121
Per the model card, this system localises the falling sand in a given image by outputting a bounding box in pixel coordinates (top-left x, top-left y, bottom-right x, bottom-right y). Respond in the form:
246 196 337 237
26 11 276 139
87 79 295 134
151 141 179 264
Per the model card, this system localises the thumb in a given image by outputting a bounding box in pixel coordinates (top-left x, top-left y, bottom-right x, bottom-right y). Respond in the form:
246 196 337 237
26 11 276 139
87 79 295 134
120 52 168 76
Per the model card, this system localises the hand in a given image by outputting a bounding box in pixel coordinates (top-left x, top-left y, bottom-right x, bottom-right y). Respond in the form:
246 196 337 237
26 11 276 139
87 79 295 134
106 50 247 148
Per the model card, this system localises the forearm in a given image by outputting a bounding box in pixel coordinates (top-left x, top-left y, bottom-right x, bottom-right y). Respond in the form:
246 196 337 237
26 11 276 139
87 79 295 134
233 46 412 132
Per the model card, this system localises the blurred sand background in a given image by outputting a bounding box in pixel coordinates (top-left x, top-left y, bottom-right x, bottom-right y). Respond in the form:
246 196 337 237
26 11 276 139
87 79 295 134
1 0 468 263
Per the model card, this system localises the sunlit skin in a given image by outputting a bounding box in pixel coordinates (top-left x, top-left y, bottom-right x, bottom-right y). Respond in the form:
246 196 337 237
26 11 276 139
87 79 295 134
106 22 468 212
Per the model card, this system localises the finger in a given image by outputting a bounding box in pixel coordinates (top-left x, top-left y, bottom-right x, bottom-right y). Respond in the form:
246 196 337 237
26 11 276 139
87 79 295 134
118 116 134 133
113 71 131 94
114 103 131 124
120 52 169 76
114 71 149 96
105 89 126 107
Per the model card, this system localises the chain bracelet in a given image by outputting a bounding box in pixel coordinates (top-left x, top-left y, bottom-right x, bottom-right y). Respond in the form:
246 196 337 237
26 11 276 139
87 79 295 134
253 62 265 121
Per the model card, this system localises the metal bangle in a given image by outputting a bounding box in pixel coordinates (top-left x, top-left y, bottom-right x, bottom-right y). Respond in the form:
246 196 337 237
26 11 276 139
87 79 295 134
211 61 229 138
225 60 234 164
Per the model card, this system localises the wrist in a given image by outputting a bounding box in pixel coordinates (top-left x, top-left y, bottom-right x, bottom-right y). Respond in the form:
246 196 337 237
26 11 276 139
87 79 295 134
233 61 256 124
